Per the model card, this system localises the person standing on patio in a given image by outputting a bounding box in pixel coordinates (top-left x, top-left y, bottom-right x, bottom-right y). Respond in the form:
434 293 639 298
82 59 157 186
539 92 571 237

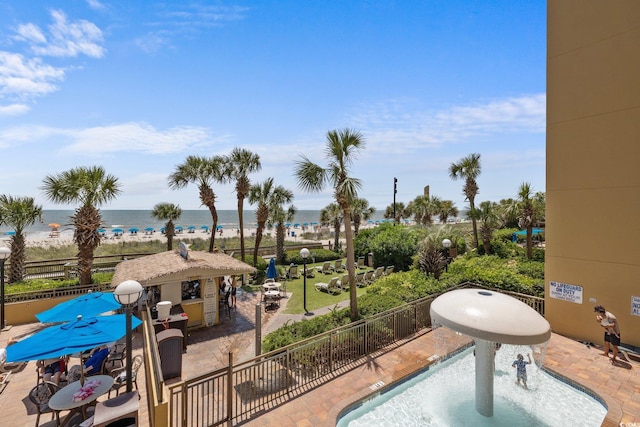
594 305 621 363
230 276 238 308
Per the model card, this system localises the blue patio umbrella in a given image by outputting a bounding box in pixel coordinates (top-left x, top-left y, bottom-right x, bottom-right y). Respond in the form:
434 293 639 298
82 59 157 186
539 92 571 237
175 226 183 231
6 314 142 363
128 227 139 234
36 292 122 323
285 223 291 227
145 227 155 232
216 225 223 230
4 231 15 235
200 225 209 231
267 258 277 280
293 223 300 228
187 225 196 230
112 228 124 234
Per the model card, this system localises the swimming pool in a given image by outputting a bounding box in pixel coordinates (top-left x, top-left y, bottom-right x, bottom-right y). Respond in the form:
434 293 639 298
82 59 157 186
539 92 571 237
337 345 607 427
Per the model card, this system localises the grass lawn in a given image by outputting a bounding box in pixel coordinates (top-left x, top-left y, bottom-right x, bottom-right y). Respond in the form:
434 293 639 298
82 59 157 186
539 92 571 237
245 261 370 315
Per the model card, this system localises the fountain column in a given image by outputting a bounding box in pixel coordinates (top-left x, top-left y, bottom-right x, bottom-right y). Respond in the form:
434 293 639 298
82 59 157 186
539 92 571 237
430 289 550 418
475 339 494 417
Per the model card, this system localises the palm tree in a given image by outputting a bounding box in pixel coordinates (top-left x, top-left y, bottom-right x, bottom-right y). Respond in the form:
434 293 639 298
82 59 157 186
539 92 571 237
436 199 458 224
151 202 182 251
320 203 343 250
41 166 121 286
350 197 375 235
477 201 501 255
249 178 293 266
406 195 439 226
295 128 364 321
417 230 448 280
0 195 43 283
269 204 296 264
384 202 406 223
505 183 545 259
169 155 225 252
449 153 482 248
223 148 261 262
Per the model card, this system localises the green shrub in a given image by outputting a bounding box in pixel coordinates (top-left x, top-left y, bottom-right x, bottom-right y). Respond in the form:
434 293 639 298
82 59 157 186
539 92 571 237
353 224 419 271
285 248 340 265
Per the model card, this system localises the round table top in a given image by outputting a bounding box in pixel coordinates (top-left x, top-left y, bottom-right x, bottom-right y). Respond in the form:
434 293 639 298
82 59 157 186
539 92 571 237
262 282 281 289
49 375 114 411
264 290 280 297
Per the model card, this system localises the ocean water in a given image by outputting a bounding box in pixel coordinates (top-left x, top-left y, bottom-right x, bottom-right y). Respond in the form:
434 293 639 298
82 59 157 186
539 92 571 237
3 209 387 238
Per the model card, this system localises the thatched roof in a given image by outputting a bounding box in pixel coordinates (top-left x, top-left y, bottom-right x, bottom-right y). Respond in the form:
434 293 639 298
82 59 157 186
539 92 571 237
111 250 256 287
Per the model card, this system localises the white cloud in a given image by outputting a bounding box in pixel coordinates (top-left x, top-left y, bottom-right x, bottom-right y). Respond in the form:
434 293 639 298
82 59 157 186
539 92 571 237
0 103 30 116
14 23 47 44
350 94 546 153
86 0 107 11
0 51 65 97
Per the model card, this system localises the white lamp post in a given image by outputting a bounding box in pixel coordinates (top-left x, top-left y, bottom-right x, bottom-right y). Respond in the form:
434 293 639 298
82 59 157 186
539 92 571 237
114 279 143 393
442 239 452 273
0 247 10 331
299 248 311 315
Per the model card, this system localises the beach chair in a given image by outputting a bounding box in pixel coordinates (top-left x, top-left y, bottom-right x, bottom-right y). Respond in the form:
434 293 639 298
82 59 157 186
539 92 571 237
338 273 350 290
372 266 385 280
384 265 395 276
355 271 366 287
287 264 300 280
362 270 376 285
333 259 345 273
318 261 333 275
315 277 341 295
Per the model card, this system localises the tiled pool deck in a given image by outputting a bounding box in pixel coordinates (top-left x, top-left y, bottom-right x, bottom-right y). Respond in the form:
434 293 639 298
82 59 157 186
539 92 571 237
1 289 638 427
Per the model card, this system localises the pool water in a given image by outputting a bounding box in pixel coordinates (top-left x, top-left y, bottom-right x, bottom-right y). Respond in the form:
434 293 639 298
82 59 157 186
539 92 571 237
337 345 607 427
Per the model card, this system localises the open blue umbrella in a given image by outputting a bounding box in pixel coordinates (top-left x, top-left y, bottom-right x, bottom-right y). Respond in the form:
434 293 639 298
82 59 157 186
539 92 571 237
36 292 122 323
216 225 223 230
6 314 142 363
112 228 124 235
4 231 15 236
145 227 155 232
200 225 209 231
187 225 196 230
175 226 183 232
128 227 139 234
267 258 277 280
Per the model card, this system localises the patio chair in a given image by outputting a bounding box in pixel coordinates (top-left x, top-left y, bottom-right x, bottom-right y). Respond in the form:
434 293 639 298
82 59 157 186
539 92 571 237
287 264 300 280
354 271 366 287
314 277 341 295
108 355 143 398
362 270 376 286
107 342 126 370
338 273 350 290
318 261 333 274
372 266 385 280
384 265 395 276
28 381 60 427
333 259 345 273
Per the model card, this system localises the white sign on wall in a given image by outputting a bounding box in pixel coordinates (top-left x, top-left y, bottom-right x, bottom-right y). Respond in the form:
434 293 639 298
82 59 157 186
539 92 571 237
549 281 583 304
203 280 217 327
632 296 640 317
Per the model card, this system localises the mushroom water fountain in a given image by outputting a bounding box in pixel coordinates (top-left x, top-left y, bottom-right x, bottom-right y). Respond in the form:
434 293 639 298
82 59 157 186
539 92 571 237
430 289 551 417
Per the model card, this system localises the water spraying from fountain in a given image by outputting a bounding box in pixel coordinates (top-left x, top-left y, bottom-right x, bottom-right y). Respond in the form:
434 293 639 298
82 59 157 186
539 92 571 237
430 289 551 417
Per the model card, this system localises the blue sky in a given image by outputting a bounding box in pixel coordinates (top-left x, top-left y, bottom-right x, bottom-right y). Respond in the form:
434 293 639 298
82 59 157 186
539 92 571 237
0 0 546 212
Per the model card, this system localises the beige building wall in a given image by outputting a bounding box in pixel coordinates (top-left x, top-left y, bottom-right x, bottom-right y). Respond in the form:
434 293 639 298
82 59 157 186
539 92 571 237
546 1 640 348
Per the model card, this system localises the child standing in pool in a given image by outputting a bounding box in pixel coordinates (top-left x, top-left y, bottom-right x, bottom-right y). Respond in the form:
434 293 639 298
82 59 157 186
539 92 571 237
512 353 532 388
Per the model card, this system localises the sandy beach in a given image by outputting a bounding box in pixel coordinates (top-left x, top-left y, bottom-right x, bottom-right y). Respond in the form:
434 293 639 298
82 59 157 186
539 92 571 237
3 225 345 249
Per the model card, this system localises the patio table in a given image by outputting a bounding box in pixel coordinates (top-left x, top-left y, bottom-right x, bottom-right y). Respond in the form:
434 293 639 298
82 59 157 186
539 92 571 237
49 375 114 427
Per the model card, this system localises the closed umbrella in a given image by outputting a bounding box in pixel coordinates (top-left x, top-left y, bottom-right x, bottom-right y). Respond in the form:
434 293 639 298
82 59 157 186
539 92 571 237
36 292 122 323
6 314 141 363
267 258 277 280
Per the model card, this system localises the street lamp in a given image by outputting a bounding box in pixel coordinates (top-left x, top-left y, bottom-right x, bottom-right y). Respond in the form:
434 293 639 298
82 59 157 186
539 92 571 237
299 248 313 316
0 247 10 331
114 279 143 393
442 239 452 273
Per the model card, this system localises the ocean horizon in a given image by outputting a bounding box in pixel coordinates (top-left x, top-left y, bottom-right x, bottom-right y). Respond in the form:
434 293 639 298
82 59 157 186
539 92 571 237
3 209 388 238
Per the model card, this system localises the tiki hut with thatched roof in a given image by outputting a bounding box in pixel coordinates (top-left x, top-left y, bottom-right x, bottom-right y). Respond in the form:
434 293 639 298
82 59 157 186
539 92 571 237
112 245 255 327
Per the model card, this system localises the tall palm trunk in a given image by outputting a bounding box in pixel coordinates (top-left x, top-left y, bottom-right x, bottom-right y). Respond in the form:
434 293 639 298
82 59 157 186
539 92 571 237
341 203 358 321
166 221 176 251
469 198 479 248
254 205 268 265
238 198 246 261
73 205 102 286
333 219 341 250
276 223 286 264
8 234 26 283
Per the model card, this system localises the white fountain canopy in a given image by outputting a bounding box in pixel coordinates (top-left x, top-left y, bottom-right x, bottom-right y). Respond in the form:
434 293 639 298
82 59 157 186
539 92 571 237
430 288 551 344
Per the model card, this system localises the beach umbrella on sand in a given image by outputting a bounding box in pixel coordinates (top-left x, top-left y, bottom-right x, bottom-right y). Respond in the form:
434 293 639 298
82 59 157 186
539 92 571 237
48 223 61 229
6 314 141 363
128 227 139 234
98 228 106 234
200 225 209 232
267 258 277 280
187 225 196 231
112 228 124 234
36 292 122 323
